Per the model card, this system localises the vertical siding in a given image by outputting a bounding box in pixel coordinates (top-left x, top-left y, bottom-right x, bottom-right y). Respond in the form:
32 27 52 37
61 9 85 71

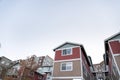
55 47 80 61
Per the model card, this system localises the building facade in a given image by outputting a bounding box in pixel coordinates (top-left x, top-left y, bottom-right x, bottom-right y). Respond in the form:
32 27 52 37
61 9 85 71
93 61 106 80
52 42 94 80
37 55 53 80
0 56 12 79
104 32 120 80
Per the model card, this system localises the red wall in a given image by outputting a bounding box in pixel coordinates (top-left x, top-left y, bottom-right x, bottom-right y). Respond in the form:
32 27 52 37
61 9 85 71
55 47 80 61
109 41 120 54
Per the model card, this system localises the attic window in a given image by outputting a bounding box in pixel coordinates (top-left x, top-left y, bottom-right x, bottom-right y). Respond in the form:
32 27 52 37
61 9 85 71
62 48 72 56
1 61 5 64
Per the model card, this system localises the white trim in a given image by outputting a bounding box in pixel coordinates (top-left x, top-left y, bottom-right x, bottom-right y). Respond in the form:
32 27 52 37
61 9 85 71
108 41 120 76
54 58 81 63
80 47 83 77
55 46 80 51
109 39 120 42
113 54 120 56
52 76 83 79
104 32 120 42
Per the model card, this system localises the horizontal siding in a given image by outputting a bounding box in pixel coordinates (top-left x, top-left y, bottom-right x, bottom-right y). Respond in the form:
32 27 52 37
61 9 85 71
115 55 120 71
53 60 81 77
55 47 80 61
109 41 120 54
81 50 90 73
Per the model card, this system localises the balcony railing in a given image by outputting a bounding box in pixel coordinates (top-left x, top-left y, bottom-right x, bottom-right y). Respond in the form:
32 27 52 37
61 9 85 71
91 65 109 73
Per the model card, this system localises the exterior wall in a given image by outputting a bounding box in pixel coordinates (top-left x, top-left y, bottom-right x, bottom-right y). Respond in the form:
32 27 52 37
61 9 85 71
81 50 93 80
53 60 81 77
37 66 53 80
53 43 93 80
0 57 12 79
115 55 120 71
109 41 120 54
55 47 80 61
42 56 53 66
106 40 120 80
108 48 112 74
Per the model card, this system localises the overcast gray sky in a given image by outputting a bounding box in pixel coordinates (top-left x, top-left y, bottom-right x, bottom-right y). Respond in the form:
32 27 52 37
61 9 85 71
0 0 120 64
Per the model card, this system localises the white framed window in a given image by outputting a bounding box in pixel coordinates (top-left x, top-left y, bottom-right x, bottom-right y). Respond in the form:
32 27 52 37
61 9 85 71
62 48 72 56
61 62 73 71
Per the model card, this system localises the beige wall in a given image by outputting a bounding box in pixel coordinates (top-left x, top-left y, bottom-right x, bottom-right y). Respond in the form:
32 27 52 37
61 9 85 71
115 55 120 71
53 60 81 77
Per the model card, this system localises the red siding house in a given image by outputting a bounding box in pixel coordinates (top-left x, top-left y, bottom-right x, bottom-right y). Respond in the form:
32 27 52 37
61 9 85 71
104 32 120 80
52 42 94 80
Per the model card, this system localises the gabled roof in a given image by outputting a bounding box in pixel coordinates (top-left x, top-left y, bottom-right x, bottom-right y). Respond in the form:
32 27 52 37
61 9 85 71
104 32 120 52
105 32 120 42
53 42 82 51
0 56 12 61
104 32 120 65
53 42 91 66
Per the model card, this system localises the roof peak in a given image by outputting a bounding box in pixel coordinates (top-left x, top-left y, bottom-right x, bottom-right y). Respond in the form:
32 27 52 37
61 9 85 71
53 42 82 51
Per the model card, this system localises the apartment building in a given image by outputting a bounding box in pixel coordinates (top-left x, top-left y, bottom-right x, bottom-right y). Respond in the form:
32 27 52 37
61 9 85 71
104 32 120 80
37 55 53 80
0 56 12 79
52 42 94 80
93 61 106 80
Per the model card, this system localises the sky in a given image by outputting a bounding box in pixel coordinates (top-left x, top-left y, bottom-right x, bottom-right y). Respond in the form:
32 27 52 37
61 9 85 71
0 0 120 64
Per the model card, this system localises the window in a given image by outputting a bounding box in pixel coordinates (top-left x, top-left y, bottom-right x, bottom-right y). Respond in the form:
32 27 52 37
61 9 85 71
62 48 72 56
6 63 9 66
1 61 5 64
61 62 72 71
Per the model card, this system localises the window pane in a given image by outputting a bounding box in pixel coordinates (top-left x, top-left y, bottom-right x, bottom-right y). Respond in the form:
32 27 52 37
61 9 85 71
63 50 67 55
66 66 71 70
66 62 72 70
66 49 71 54
62 64 66 70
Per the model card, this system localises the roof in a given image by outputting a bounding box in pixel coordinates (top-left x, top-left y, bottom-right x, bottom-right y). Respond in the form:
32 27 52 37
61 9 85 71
104 32 120 53
104 32 120 42
53 42 82 51
0 56 12 61
104 32 120 65
53 42 91 66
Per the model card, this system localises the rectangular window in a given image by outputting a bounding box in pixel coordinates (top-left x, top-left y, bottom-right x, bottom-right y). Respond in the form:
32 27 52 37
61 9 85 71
62 48 72 56
61 62 72 71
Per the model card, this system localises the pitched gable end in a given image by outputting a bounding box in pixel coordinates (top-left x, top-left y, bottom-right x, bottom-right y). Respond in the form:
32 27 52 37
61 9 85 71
53 42 82 51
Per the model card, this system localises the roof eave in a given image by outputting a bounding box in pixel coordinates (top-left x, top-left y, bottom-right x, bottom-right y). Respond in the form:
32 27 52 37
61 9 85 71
53 42 82 51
